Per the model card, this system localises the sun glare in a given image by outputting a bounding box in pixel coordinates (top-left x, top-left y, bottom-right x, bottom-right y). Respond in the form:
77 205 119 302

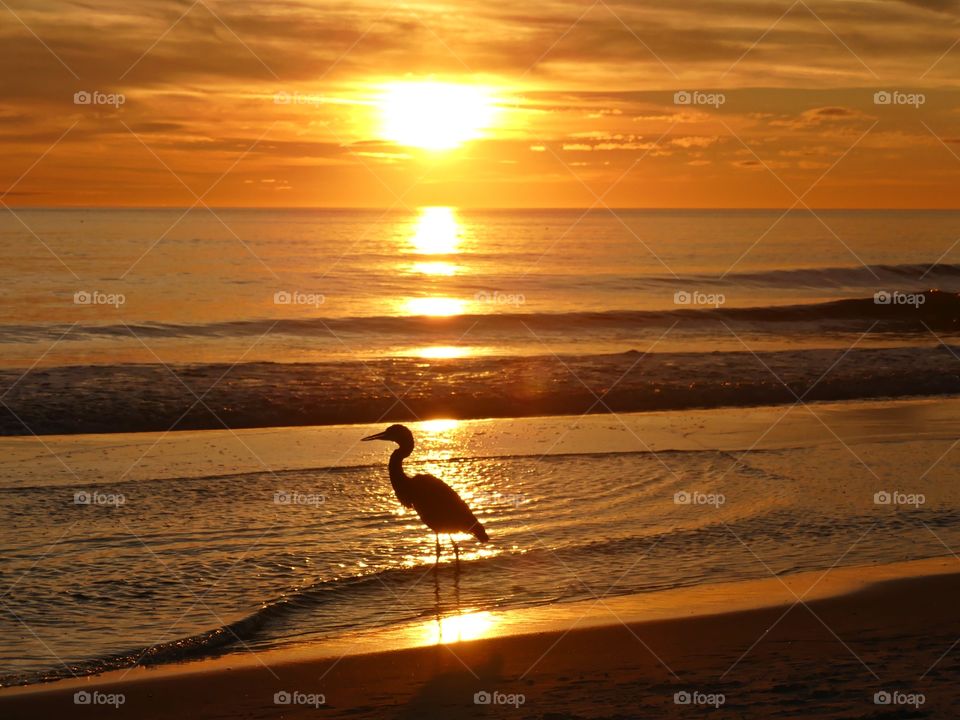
379 82 497 151
405 297 465 316
419 419 461 433
423 611 495 644
417 346 468 359
411 206 460 254
412 261 457 276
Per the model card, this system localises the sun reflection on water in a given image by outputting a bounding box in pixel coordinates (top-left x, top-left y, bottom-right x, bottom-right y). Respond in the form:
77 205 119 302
419 418 461 433
410 207 460 254
416 346 469 359
411 261 458 276
404 297 465 316
423 611 496 644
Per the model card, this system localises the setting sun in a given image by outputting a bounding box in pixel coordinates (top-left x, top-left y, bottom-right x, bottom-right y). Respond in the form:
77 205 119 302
378 82 498 151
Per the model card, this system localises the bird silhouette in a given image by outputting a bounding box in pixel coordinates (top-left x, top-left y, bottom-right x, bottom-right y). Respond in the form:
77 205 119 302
362 424 488 562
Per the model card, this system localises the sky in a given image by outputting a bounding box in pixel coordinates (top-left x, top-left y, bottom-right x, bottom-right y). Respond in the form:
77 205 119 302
1 0 959 208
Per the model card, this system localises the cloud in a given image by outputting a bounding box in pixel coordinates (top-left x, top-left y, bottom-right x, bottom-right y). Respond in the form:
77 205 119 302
769 106 870 129
671 136 719 148
890 0 960 13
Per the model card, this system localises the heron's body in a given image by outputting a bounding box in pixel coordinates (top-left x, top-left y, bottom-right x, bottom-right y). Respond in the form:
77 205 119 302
364 425 488 557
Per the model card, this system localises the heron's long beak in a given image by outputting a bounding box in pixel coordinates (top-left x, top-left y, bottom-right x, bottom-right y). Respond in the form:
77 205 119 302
362 431 388 442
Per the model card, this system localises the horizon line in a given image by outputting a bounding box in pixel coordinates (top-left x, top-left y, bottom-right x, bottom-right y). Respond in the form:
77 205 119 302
4 206 960 212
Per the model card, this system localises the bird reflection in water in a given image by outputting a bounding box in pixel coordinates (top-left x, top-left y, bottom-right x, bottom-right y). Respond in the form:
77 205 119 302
428 561 495 645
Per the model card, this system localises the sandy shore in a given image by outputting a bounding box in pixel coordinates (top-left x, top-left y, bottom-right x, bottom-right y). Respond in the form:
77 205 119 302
2 556 957 718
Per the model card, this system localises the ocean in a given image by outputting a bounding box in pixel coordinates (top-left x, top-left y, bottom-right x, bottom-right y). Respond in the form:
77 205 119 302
1 208 959 433
2 208 959 686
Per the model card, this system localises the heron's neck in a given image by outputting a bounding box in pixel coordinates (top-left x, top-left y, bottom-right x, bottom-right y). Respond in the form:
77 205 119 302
388 442 415 505
389 442 413 482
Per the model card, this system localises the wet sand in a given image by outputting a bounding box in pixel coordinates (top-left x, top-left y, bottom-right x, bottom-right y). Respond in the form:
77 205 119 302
3 395 957 488
2 557 957 719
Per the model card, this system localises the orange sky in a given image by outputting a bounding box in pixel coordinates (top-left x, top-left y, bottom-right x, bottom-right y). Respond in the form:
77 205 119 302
2 0 959 208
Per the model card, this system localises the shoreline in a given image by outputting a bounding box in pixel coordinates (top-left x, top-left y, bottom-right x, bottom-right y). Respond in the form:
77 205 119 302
2 556 958 717
3 342 960 436
3 394 958 488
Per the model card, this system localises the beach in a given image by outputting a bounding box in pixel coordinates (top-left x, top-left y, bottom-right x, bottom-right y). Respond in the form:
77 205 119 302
3 396 960 718
1 557 955 718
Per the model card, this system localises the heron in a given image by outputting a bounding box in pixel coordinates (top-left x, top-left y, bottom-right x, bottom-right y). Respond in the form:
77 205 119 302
362 424 488 562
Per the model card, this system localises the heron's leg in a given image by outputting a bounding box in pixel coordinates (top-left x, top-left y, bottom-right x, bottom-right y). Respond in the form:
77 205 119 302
452 538 460 562
435 533 441 563
452 548 462 612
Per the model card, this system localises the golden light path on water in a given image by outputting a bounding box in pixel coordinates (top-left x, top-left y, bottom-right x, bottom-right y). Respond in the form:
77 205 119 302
416 346 469 359
410 206 461 254
419 419 461 433
421 611 497 645
412 261 457 276
404 297 465 316
402 207 470 321
392 418 502 570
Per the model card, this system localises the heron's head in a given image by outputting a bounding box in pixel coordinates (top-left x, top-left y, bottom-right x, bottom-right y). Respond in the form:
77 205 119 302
361 424 414 447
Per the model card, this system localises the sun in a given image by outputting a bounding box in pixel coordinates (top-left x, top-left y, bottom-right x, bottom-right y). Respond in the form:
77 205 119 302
378 82 498 151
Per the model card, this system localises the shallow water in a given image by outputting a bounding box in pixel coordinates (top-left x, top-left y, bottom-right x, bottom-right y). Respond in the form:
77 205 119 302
2 405 958 686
